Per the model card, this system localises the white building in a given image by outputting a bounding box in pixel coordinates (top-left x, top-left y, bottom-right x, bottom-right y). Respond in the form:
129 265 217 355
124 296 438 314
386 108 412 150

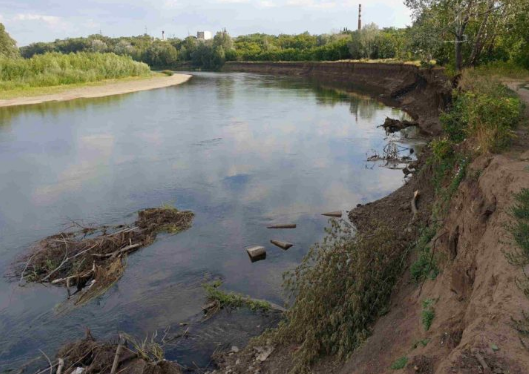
197 31 213 41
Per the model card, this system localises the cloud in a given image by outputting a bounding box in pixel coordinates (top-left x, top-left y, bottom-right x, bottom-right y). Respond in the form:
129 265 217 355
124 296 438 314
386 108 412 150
13 13 62 26
286 0 337 9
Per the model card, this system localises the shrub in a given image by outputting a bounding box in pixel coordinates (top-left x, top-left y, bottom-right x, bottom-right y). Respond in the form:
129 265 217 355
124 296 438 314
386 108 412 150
421 299 436 331
271 221 408 373
410 226 439 282
390 356 408 370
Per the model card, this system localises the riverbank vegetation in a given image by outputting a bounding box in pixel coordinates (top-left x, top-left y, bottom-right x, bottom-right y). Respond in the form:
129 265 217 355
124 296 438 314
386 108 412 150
0 52 151 92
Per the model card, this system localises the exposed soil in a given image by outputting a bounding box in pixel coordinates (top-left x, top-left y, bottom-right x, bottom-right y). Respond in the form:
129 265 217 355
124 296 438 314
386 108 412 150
0 74 192 108
14 207 194 304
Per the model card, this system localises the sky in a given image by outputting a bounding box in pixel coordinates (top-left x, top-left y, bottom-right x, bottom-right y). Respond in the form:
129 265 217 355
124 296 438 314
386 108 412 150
0 0 412 46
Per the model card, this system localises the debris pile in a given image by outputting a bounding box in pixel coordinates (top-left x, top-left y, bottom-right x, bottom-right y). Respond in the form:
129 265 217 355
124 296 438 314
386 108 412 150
16 206 194 304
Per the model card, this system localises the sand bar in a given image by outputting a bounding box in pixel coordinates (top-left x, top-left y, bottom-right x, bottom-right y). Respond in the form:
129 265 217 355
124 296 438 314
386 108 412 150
0 74 192 108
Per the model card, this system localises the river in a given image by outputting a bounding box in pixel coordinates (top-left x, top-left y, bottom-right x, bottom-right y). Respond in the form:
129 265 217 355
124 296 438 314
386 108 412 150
0 72 414 370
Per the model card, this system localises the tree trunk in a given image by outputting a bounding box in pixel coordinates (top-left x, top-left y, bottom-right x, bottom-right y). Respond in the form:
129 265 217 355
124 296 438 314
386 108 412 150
455 33 464 72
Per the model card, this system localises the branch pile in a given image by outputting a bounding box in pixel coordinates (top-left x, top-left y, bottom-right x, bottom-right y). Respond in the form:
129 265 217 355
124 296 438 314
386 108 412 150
16 207 194 304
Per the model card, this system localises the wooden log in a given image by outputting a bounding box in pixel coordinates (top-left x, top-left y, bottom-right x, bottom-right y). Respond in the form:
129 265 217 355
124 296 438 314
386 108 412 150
322 211 342 218
267 224 296 229
270 240 293 250
57 358 64 374
110 337 124 374
246 246 266 262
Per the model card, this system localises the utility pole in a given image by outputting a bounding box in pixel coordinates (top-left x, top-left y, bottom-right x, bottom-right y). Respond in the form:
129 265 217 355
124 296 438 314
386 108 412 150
358 4 362 31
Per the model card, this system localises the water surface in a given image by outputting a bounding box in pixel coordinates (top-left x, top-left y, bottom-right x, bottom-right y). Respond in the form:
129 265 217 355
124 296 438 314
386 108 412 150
0 72 411 370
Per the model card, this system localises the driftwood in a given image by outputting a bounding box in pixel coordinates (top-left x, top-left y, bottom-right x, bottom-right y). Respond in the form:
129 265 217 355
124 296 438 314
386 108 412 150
110 336 124 374
57 358 64 374
247 246 266 262
322 211 342 218
267 224 297 229
411 190 420 220
270 240 293 250
92 243 141 259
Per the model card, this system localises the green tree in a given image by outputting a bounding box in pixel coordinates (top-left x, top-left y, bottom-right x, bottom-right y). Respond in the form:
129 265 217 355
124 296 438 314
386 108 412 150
0 23 19 58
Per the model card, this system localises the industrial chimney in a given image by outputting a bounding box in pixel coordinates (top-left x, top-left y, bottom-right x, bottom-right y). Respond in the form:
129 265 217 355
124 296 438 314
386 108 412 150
162 30 165 40
358 4 362 30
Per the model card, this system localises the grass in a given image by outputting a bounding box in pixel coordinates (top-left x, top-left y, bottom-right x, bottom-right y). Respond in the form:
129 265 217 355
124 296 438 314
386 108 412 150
412 338 430 349
0 52 152 95
203 280 271 313
410 226 439 282
390 356 408 370
421 299 436 331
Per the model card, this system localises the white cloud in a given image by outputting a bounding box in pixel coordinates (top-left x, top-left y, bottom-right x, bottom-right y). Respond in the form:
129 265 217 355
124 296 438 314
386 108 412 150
286 0 337 9
13 14 62 26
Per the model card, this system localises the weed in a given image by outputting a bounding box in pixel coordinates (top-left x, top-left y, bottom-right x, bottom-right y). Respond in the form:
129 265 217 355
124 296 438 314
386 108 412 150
421 299 436 331
161 70 174 76
390 356 408 370
410 226 439 282
203 281 271 313
412 338 430 349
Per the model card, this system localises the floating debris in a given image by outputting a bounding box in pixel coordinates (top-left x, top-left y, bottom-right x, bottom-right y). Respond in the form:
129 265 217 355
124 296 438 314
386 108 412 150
246 246 267 262
322 211 342 218
380 117 418 134
267 224 297 229
270 240 293 250
15 206 194 304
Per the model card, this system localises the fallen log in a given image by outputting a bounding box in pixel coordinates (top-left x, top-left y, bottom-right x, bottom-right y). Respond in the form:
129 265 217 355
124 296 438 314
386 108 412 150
247 246 266 262
322 211 342 218
267 224 297 229
270 240 293 250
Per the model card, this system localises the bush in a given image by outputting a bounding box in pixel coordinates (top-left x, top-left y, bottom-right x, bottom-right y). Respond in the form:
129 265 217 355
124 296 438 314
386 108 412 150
271 221 408 373
0 52 151 91
421 299 435 331
410 226 439 282
390 356 408 370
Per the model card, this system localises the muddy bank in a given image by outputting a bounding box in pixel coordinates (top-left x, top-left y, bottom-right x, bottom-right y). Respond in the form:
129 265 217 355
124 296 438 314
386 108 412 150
223 61 451 135
0 74 192 108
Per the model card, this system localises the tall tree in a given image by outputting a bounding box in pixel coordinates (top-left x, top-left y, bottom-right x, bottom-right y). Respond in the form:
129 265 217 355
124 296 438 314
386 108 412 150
405 0 523 71
0 23 19 58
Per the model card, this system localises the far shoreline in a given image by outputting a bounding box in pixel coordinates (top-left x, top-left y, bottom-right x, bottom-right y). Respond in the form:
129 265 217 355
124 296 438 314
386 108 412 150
0 73 192 108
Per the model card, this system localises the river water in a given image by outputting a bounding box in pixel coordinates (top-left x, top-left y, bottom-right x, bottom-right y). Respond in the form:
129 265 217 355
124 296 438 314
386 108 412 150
0 72 413 370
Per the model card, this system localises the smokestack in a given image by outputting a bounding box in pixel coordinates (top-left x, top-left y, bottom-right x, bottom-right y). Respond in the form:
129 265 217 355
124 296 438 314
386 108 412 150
358 4 362 31
162 30 165 40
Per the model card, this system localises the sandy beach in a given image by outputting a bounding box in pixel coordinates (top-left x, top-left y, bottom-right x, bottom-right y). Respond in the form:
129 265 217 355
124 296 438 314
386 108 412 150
0 74 192 108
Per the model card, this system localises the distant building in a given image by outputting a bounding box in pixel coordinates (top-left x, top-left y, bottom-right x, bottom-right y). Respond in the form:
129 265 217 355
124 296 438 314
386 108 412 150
197 31 213 41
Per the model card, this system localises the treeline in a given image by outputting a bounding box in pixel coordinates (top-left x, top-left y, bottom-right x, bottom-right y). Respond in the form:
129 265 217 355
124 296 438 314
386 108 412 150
2 0 529 73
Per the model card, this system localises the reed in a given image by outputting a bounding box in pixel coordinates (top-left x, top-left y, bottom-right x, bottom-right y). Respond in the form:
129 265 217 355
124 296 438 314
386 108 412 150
0 52 151 91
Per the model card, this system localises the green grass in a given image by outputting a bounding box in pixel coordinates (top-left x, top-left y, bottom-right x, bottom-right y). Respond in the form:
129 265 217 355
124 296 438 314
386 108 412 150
421 299 436 331
410 226 439 282
390 356 408 370
0 52 151 93
203 281 271 312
